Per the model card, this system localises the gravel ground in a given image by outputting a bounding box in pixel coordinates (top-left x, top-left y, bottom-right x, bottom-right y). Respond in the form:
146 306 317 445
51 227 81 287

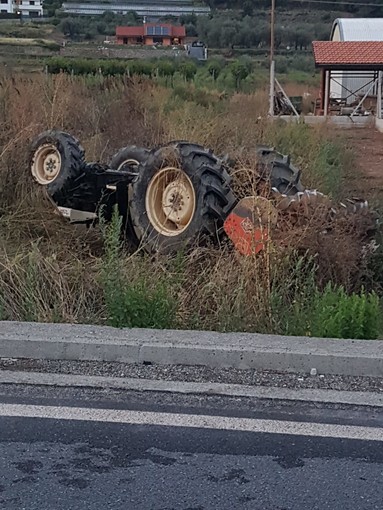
0 358 383 393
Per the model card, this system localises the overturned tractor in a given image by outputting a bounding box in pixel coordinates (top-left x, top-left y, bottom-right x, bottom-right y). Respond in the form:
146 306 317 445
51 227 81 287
29 131 376 255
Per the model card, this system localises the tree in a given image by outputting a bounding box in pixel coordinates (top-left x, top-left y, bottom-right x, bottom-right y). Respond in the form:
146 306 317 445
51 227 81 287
219 22 238 48
179 61 197 81
185 23 198 37
101 11 116 23
294 29 311 50
180 13 197 26
230 60 250 90
58 18 83 39
208 59 223 81
242 0 254 16
96 21 107 35
158 59 176 85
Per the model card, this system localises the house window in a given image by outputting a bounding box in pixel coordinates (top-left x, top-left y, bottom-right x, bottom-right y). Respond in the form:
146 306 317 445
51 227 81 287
30 1 35 5
0 1 7 5
1 8 7 12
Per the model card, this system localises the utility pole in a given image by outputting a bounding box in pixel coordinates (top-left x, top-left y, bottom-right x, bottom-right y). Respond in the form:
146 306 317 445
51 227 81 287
268 0 276 116
270 0 275 65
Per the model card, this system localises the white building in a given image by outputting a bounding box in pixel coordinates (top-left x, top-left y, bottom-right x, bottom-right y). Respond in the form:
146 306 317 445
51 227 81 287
330 18 383 104
0 0 13 15
0 0 43 16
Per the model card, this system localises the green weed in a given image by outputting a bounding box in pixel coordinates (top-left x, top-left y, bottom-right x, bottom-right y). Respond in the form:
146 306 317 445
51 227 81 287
100 208 177 329
310 284 380 340
21 245 39 322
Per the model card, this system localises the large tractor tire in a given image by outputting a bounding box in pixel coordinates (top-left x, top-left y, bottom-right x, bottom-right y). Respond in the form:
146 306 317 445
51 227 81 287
110 145 150 174
30 130 86 207
109 145 150 247
256 145 305 196
129 142 237 253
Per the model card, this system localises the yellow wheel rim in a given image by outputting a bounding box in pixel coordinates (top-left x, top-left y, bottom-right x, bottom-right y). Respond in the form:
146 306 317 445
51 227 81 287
145 167 196 237
31 144 62 185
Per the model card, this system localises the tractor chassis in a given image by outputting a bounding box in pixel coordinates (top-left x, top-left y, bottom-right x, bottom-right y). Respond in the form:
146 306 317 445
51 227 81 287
55 163 138 226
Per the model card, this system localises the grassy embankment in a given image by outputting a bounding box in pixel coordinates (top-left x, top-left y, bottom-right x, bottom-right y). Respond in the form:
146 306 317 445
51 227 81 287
0 73 380 338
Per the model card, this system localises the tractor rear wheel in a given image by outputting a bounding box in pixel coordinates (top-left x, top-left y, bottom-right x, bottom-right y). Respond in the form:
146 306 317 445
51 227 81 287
110 146 150 174
129 142 236 253
256 145 305 196
30 130 86 207
109 145 150 247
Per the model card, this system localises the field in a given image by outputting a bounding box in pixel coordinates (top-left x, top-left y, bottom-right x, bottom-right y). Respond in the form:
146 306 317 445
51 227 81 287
0 71 381 338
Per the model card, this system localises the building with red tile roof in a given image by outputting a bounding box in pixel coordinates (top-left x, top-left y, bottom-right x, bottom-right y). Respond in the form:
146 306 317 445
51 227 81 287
312 41 383 69
311 40 383 116
116 24 186 46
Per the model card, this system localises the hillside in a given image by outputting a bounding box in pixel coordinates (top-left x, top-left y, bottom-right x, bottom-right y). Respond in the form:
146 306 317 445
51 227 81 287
207 0 383 17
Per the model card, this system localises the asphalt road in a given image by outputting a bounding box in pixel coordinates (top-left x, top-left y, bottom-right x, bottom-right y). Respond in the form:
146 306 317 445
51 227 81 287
0 383 383 510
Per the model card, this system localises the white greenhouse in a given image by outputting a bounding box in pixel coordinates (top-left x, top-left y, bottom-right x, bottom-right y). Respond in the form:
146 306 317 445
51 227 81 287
330 18 383 103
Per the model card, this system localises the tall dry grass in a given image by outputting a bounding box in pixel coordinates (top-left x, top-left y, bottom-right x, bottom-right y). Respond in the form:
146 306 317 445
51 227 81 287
0 72 379 335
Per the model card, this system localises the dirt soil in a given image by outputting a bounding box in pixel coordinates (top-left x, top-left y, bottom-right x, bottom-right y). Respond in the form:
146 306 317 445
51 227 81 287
340 128 383 203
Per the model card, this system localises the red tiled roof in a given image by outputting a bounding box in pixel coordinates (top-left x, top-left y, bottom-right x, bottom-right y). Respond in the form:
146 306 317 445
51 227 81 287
116 26 144 37
312 41 383 66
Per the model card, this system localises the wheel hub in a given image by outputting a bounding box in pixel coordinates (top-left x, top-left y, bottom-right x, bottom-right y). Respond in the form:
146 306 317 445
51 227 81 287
44 155 59 174
145 167 196 237
162 181 194 225
31 144 62 185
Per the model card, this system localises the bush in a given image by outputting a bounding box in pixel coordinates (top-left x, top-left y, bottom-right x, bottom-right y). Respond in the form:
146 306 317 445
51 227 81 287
100 209 177 329
179 61 197 81
310 284 380 339
270 255 380 339
46 57 129 76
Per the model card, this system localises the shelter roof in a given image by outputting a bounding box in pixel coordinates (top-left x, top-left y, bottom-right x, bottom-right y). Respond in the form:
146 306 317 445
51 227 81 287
312 41 383 70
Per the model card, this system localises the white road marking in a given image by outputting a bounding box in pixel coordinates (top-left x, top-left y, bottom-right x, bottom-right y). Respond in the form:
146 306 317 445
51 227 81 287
0 403 383 441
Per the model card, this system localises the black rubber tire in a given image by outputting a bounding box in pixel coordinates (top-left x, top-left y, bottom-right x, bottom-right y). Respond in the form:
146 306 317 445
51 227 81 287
110 146 150 173
256 145 305 196
129 141 237 253
109 146 150 248
30 130 86 207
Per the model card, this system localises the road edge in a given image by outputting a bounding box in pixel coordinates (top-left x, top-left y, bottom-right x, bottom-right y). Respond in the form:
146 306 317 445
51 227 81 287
1 321 383 377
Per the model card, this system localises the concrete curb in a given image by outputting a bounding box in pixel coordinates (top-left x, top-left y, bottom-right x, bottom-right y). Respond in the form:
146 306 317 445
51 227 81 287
0 321 383 377
1 370 383 407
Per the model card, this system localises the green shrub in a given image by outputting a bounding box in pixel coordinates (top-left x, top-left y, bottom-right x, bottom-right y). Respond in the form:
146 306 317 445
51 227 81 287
269 254 380 339
100 209 177 329
310 284 380 339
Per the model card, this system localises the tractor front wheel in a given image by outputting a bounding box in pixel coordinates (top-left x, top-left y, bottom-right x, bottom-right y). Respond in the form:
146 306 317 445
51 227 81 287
30 130 86 207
